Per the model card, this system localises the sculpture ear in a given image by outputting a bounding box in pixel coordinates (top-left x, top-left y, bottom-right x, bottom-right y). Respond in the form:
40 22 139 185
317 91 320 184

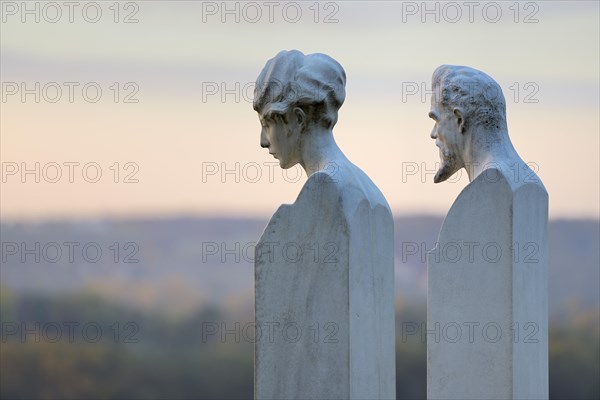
293 107 306 133
453 108 465 133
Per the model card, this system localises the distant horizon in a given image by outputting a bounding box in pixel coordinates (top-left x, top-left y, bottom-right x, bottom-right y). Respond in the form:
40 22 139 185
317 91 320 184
1 211 598 225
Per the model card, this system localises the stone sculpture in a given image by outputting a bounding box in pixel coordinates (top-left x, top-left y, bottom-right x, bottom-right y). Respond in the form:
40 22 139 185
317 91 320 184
253 50 395 400
427 65 549 400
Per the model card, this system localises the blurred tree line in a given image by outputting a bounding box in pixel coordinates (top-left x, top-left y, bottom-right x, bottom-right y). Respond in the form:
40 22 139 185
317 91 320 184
0 287 598 399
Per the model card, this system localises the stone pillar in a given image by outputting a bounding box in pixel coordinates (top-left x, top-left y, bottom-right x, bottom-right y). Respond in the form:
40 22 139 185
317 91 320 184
255 172 396 400
427 169 548 399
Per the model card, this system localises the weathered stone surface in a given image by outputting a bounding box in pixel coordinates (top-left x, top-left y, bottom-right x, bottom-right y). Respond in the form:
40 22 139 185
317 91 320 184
427 65 548 400
253 50 395 400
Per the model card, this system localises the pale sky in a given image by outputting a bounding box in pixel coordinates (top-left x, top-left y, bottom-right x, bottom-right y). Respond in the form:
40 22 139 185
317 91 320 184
1 1 599 221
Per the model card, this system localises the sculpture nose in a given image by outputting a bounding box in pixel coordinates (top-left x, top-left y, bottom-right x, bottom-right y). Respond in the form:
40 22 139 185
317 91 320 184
260 129 270 148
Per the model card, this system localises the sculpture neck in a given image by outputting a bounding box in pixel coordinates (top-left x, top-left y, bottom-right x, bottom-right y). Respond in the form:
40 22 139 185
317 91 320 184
463 128 520 182
299 128 348 177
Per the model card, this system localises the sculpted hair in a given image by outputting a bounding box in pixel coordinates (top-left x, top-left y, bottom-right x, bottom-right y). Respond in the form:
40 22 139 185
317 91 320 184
432 65 507 132
253 50 346 129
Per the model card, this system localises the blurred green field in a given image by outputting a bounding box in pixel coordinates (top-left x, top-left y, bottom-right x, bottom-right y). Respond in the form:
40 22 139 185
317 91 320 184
1 288 597 399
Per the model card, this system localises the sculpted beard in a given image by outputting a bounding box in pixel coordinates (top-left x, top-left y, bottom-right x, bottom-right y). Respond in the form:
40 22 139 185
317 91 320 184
434 146 461 183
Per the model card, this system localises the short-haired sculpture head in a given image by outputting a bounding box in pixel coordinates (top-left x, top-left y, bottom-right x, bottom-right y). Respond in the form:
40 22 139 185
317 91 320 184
429 65 510 183
432 65 507 133
253 50 346 128
254 50 347 170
